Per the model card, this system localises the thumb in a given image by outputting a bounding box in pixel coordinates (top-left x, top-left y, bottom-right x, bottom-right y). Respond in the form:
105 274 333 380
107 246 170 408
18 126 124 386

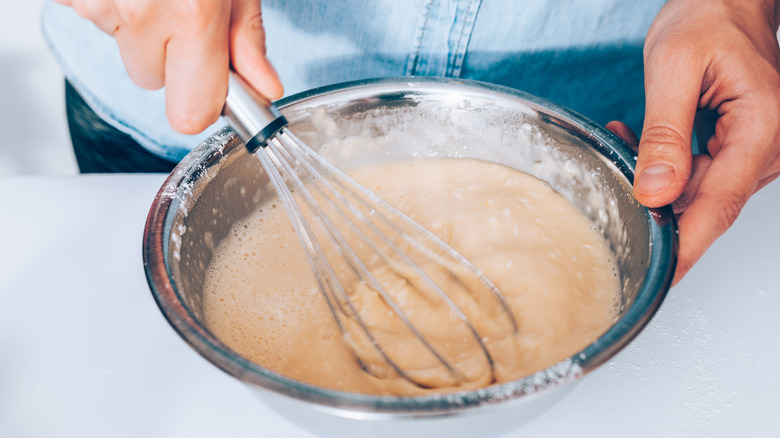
634 48 700 208
229 0 284 100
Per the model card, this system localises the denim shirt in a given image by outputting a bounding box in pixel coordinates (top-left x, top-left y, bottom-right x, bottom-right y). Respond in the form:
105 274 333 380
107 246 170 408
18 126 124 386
42 0 666 162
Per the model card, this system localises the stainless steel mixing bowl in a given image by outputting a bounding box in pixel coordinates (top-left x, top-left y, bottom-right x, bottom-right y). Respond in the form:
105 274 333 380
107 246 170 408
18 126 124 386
143 77 676 431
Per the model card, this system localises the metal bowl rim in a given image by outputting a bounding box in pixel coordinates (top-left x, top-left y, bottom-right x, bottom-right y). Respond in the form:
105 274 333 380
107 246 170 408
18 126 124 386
143 76 676 418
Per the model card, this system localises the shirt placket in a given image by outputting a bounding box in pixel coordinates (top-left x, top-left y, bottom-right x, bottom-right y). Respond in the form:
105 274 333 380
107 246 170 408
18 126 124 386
405 0 482 77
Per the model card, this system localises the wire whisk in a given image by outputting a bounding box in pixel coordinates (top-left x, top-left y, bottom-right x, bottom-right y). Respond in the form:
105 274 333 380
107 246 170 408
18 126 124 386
223 73 518 389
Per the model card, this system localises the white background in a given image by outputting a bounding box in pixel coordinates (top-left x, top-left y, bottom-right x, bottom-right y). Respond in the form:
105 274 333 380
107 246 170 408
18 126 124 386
1 2 779 437
0 0 76 175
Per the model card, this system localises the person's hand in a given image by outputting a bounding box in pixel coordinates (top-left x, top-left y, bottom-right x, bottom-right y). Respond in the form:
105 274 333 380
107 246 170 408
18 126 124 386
54 0 283 134
622 0 780 284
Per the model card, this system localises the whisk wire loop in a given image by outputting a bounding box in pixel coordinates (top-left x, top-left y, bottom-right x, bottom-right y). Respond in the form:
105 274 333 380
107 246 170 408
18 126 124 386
268 133 489 383
253 129 521 387
223 74 518 388
275 131 517 328
260 133 444 385
269 134 510 378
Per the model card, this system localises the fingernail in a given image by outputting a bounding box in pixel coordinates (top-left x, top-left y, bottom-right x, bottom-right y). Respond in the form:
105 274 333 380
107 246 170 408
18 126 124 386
638 163 674 194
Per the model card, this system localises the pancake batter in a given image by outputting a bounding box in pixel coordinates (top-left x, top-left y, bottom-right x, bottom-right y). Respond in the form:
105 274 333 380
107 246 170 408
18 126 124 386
202 157 621 395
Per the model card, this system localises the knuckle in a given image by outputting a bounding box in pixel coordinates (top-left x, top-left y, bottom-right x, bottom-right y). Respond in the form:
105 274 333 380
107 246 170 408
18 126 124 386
233 12 268 55
114 0 152 26
639 125 689 157
247 10 265 31
642 125 687 146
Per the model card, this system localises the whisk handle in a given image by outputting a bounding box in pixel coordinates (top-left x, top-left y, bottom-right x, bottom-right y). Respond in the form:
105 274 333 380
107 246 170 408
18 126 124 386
223 73 288 153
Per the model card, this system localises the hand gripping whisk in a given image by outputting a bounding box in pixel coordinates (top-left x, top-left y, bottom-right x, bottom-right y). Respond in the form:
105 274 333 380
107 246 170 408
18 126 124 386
222 74 518 389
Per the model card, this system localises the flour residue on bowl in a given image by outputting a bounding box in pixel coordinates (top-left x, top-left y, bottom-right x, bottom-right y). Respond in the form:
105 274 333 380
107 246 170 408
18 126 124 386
201 157 621 396
302 99 629 258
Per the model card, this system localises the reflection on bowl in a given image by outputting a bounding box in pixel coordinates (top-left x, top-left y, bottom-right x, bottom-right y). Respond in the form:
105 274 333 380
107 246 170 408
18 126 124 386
143 77 676 437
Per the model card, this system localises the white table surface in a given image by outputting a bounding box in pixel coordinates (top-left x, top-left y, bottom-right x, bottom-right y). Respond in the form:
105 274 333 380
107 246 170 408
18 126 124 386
1 173 779 437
